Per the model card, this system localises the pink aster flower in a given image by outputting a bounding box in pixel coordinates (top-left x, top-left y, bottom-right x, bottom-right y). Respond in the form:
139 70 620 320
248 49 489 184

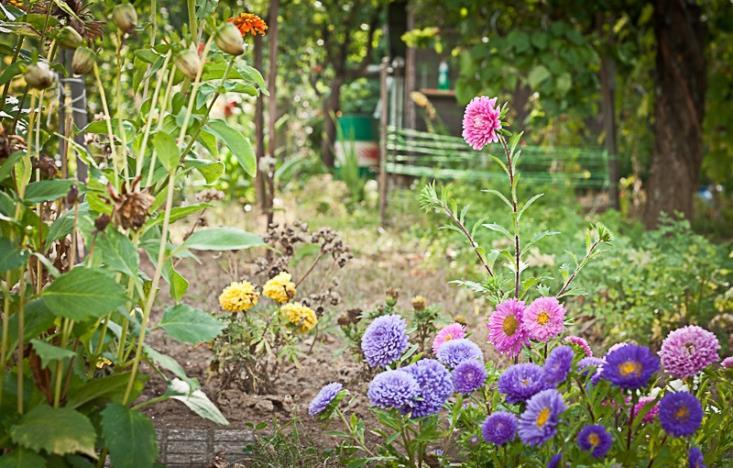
523 297 565 342
632 396 659 424
564 335 593 357
659 325 720 379
462 96 502 150
487 299 529 357
432 323 466 355
723 356 733 369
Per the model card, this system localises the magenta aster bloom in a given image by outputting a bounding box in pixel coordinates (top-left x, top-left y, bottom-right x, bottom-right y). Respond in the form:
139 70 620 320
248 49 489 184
462 96 502 150
723 356 733 368
487 299 529 357
659 325 720 379
518 389 566 446
632 396 659 424
524 297 565 342
564 335 592 357
432 323 466 355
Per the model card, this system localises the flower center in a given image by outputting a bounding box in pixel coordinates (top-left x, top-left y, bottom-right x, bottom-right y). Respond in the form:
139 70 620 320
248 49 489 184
535 407 551 428
618 360 642 377
588 433 600 447
685 342 696 355
675 405 690 421
537 311 550 325
502 315 518 336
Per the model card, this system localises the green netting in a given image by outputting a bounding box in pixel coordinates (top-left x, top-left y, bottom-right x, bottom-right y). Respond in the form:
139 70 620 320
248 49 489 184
385 127 610 189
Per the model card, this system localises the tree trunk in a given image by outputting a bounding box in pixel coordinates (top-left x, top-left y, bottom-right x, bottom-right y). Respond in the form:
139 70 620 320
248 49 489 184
254 35 265 212
644 0 706 228
600 52 619 209
264 0 279 225
321 77 342 168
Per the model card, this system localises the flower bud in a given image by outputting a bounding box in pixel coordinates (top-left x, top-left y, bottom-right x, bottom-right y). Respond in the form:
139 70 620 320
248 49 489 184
24 62 55 90
175 49 202 80
94 214 111 232
57 26 83 49
72 47 95 75
215 23 245 56
112 3 137 33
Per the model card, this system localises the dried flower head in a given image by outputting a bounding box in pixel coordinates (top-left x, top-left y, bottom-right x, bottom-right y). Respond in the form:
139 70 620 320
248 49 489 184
228 12 268 37
411 295 427 311
107 176 155 230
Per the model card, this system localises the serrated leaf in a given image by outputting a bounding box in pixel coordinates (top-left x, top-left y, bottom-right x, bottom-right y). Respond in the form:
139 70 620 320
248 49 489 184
10 405 96 458
0 238 27 272
158 304 224 344
179 227 263 251
153 132 180 172
96 229 139 278
205 120 255 177
0 448 47 467
30 339 76 369
101 403 158 468
41 267 126 321
23 179 76 203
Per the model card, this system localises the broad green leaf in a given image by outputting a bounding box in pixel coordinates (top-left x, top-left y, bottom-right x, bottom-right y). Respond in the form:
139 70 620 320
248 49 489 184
10 405 96 458
528 65 550 89
185 158 224 184
180 227 263 251
7 300 56 352
0 448 47 468
30 339 76 369
0 238 27 272
144 346 188 381
170 382 229 426
96 229 139 277
41 267 126 321
147 203 207 229
158 304 225 344
0 151 23 182
205 120 255 177
556 73 572 95
101 403 158 468
153 131 180 172
66 372 143 409
163 262 188 302
23 179 76 203
44 211 74 249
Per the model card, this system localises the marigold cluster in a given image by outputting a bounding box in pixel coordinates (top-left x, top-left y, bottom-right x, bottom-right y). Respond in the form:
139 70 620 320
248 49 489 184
228 13 268 37
281 302 317 333
218 281 259 312
263 271 296 304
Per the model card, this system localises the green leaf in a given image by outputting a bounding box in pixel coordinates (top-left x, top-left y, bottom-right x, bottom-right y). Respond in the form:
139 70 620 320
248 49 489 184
10 405 97 458
153 132 180 172
144 346 189 382
30 339 76 369
169 380 229 426
24 179 76 203
185 158 224 184
44 210 75 250
0 448 47 468
205 120 255 177
556 73 572 95
180 227 263 251
147 203 207 229
0 151 23 182
163 262 188 303
0 238 27 272
41 267 126 321
66 372 143 409
482 223 513 239
528 65 550 89
101 403 158 468
96 229 139 278
158 304 225 344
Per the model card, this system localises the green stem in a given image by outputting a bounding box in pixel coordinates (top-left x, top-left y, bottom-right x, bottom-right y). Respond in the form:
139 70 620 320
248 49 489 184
136 51 172 177
16 265 26 414
92 63 119 186
187 0 198 42
131 394 168 411
499 136 521 298
145 61 177 187
0 272 12 406
113 31 130 179
52 318 73 407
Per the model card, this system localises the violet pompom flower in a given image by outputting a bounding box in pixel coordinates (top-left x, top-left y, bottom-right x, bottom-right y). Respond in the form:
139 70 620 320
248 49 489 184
659 391 703 437
361 315 409 368
524 297 565 342
498 363 547 404
723 356 733 368
487 299 529 357
452 359 487 394
547 453 563 468
368 370 419 411
436 338 483 369
518 389 566 446
689 446 706 468
403 359 453 417
308 383 343 417
632 396 659 424
601 343 659 389
462 96 502 150
576 424 612 459
565 335 593 357
543 345 573 386
578 357 604 384
481 411 517 445
659 325 720 379
432 323 465 355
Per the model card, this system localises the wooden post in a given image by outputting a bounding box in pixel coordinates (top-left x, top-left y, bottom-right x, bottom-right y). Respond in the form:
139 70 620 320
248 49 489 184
378 57 390 226
404 1 416 130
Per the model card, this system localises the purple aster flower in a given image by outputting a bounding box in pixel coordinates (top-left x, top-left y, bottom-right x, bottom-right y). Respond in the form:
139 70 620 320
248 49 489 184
487 299 529 357
601 344 659 389
462 96 502 150
524 297 565 342
403 359 453 418
659 325 720 379
432 323 466 355
565 335 593 357
436 338 483 369
481 411 517 445
543 345 573 386
547 453 562 468
498 363 547 404
361 315 409 368
688 446 706 468
452 359 487 394
578 357 604 385
723 356 733 369
576 424 612 458
308 382 343 417
368 370 419 411
518 389 566 446
659 391 703 437
632 396 659 424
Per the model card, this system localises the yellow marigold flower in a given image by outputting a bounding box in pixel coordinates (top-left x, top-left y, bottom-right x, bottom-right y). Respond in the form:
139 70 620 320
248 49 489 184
219 281 259 313
281 302 318 333
228 13 268 37
263 271 296 304
96 357 112 369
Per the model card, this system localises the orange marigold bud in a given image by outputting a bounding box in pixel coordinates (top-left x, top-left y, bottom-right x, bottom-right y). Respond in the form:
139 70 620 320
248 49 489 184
228 12 268 37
